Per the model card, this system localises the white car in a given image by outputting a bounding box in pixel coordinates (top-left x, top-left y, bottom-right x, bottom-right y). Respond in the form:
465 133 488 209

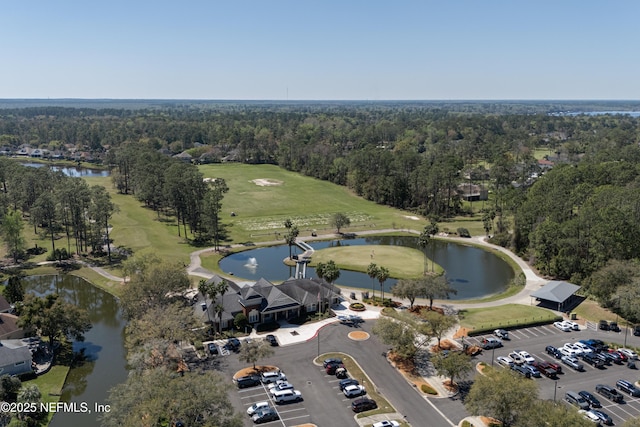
578 409 601 424
554 321 571 332
273 389 303 404
563 343 584 354
496 356 514 367
372 421 400 427
269 381 295 394
247 401 269 416
573 342 593 354
564 320 580 331
494 329 509 339
508 351 525 365
343 384 366 398
618 348 639 360
518 350 535 364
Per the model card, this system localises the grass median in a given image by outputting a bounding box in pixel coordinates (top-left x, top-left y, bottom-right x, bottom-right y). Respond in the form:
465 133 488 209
459 304 561 335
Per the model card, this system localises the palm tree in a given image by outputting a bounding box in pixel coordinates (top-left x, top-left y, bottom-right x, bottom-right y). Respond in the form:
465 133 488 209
367 263 379 300
376 266 390 303
418 227 430 275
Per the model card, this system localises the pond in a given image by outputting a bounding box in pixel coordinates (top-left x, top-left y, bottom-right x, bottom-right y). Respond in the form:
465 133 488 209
20 162 110 177
219 236 515 300
24 275 126 427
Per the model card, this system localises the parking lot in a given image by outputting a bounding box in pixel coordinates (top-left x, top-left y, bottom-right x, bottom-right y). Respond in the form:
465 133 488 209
466 324 640 425
228 348 372 426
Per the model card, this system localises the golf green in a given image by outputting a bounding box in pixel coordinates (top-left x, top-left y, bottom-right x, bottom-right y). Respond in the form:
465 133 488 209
310 245 442 279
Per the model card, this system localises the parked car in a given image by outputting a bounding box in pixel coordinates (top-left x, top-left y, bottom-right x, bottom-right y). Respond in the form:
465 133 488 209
579 390 601 408
559 345 581 358
508 351 525 365
261 370 286 384
497 356 514 368
268 381 295 394
351 397 377 413
578 409 601 424
247 401 270 416
225 337 241 352
339 378 360 391
326 363 345 375
604 350 623 364
532 361 557 378
634 325 640 336
343 384 366 398
565 390 590 409
482 337 503 350
494 329 509 340
252 407 279 424
510 364 531 378
522 364 541 378
581 352 605 368
616 379 640 397
611 349 628 362
546 360 563 374
518 350 535 364
265 334 278 346
598 320 610 331
589 409 613 425
609 321 620 332
545 345 562 359
561 355 584 371
595 384 623 403
273 389 303 404
323 358 343 368
554 321 571 332
618 348 638 360
573 342 593 354
335 367 348 379
372 421 400 427
583 339 607 352
565 320 580 331
235 375 261 389
208 342 218 355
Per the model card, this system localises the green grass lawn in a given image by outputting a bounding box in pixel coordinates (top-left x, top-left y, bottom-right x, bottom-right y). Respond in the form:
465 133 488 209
310 245 442 278
198 163 431 242
458 304 560 333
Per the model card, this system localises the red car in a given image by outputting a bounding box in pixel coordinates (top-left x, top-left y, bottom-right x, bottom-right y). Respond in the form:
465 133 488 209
326 363 344 375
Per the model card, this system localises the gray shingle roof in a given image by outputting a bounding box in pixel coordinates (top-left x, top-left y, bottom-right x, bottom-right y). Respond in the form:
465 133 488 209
530 281 581 303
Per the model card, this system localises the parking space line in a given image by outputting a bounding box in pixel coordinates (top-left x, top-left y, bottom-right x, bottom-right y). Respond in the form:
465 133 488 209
509 330 528 339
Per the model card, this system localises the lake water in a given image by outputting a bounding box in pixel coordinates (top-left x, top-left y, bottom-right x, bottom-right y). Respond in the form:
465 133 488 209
23 275 127 427
219 236 514 300
20 162 110 177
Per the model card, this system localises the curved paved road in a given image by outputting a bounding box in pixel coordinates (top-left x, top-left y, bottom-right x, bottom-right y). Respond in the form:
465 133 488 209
87 228 548 310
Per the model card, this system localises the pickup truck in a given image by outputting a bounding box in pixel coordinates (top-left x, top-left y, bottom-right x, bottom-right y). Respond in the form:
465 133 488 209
532 360 558 378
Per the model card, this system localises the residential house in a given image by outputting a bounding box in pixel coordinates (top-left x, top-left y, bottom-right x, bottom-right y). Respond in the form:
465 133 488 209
0 314 27 340
173 151 193 163
0 339 33 376
456 183 488 202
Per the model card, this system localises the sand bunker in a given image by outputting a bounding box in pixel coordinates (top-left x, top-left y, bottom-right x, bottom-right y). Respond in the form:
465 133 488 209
252 178 283 186
404 215 420 220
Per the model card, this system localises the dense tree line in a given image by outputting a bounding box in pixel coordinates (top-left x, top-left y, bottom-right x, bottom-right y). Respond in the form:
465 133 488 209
1 104 639 221
0 159 116 261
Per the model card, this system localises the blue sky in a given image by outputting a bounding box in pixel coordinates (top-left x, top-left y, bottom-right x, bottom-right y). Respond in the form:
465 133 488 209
2 1 639 100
